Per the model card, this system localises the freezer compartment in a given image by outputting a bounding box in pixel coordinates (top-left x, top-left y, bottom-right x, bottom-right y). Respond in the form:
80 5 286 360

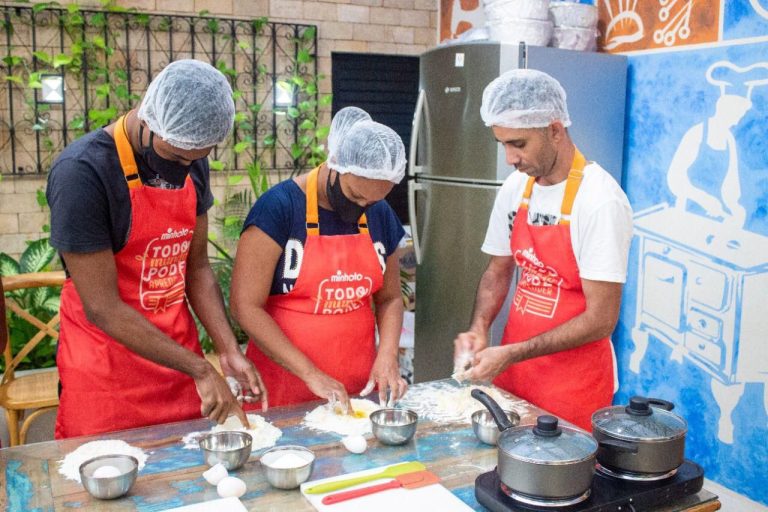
412 178 506 383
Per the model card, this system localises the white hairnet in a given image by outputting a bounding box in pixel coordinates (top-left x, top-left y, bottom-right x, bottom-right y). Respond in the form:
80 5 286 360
480 69 571 129
137 59 235 150
329 120 406 184
327 106 372 162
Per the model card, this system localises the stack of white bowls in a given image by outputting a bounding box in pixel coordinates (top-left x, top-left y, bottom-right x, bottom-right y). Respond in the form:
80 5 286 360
548 1 598 51
483 0 553 47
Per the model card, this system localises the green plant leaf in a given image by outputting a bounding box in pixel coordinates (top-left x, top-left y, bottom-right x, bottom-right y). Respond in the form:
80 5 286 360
0 253 21 277
306 83 317 95
95 83 110 97
290 143 304 160
33 3 51 14
5 75 23 84
233 112 247 123
319 94 333 106
36 189 47 207
2 55 23 67
299 119 315 130
290 75 306 87
287 107 300 119
249 103 262 113
233 141 250 154
227 175 244 186
315 125 330 139
302 26 316 41
263 134 275 147
52 54 73 68
297 49 312 64
32 51 52 64
19 238 55 274
209 159 225 171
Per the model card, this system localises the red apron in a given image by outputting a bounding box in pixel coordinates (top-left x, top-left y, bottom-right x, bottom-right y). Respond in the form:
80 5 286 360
55 116 202 439
493 149 613 431
245 167 384 407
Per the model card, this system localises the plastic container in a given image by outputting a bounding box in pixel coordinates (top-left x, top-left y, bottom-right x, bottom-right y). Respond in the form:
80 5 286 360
486 17 553 46
483 0 551 22
548 1 598 29
550 25 596 51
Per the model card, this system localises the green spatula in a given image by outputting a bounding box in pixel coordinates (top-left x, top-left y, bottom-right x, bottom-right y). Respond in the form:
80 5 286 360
304 461 426 494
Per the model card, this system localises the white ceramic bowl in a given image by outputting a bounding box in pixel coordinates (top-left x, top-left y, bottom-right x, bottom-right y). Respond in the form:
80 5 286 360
483 0 551 22
486 17 553 46
548 1 598 29
550 25 596 51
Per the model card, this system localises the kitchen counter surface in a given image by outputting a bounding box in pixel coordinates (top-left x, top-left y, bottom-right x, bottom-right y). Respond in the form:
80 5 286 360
1 380 720 511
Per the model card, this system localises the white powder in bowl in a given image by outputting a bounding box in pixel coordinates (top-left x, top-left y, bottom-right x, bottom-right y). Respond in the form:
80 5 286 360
58 440 147 483
269 452 311 469
182 414 282 451
302 398 380 437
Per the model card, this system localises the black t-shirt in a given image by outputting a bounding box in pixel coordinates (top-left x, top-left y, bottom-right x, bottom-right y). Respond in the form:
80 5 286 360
46 129 214 257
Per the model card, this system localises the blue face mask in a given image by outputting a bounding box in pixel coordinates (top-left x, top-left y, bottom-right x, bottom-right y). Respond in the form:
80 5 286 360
138 123 191 187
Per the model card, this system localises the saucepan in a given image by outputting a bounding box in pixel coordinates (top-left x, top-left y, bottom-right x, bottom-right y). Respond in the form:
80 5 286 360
592 396 687 475
472 389 597 501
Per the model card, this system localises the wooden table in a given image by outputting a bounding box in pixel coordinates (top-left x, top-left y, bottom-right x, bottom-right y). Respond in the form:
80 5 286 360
0 381 720 511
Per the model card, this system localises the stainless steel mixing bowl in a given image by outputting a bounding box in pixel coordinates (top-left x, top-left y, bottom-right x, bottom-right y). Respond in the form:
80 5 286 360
472 409 520 445
370 408 418 445
79 454 138 500
260 445 315 489
199 431 253 470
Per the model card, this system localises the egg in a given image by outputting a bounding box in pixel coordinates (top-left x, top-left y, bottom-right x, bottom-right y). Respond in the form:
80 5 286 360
217 476 247 499
341 434 368 454
92 465 122 478
202 463 229 485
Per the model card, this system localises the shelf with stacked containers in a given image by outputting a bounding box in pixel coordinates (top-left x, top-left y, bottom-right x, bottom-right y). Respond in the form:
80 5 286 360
480 0 598 52
549 1 599 51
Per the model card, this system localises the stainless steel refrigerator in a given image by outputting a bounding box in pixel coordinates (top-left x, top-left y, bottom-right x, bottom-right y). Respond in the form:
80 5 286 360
408 42 628 383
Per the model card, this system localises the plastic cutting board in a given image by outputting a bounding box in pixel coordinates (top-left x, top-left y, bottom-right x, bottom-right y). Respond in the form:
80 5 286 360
300 463 474 512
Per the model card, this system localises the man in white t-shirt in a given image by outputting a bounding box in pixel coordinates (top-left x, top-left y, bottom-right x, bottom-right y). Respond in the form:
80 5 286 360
453 69 633 430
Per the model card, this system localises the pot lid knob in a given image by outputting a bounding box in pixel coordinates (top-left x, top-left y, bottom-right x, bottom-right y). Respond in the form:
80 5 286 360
626 396 653 416
533 415 562 437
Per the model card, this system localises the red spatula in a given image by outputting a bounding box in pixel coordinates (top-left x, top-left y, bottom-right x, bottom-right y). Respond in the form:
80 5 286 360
321 470 440 505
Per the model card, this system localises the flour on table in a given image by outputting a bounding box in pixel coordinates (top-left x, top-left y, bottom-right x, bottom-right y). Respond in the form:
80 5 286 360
181 414 282 451
59 440 147 483
302 398 380 436
397 381 528 424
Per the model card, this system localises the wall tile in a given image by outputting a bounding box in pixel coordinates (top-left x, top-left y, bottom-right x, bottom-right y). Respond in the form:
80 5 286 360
233 0 269 17
0 193 41 214
195 0 234 15
156 0 195 12
337 4 370 23
18 212 49 234
400 8 429 27
0 214 19 234
270 0 304 19
304 2 339 21
370 6 400 25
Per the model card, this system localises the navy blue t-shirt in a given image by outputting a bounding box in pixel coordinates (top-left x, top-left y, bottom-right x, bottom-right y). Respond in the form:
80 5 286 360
46 129 214 257
243 179 405 296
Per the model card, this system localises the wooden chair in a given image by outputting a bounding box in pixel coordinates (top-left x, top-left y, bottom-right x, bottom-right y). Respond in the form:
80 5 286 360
1 271 65 446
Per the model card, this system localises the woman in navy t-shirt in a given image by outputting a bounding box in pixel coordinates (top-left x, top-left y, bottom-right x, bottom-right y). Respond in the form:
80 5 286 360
231 116 408 412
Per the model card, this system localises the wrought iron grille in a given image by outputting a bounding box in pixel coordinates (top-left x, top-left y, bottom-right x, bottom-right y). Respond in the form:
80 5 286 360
1 4 319 179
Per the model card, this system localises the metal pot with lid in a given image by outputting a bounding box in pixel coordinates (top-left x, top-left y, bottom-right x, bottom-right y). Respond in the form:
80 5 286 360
592 396 687 476
472 389 597 504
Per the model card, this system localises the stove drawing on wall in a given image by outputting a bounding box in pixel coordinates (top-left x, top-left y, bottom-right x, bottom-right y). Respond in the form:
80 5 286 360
628 60 768 445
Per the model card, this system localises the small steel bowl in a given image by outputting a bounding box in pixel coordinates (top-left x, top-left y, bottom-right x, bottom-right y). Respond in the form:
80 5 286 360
260 445 315 489
471 409 520 445
79 454 138 500
199 431 253 471
370 408 418 446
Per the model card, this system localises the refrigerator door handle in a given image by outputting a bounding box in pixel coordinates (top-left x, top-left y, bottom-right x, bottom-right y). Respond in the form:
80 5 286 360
409 88 426 177
408 179 425 265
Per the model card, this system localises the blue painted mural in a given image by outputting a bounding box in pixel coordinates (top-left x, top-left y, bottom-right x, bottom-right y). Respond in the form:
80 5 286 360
615 41 768 505
724 0 768 40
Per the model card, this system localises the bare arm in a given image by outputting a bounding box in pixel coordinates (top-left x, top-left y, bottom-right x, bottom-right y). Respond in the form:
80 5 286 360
453 255 516 363
468 278 623 380
62 247 247 425
230 227 353 411
365 252 407 405
186 214 266 411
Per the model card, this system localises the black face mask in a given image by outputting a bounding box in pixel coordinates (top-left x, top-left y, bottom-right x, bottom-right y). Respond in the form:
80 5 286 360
326 171 367 224
139 123 192 187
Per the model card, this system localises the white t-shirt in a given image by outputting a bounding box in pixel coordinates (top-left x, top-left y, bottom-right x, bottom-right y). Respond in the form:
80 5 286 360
481 162 634 283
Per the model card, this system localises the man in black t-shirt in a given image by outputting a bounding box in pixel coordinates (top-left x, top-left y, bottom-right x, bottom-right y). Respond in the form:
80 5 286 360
47 60 265 438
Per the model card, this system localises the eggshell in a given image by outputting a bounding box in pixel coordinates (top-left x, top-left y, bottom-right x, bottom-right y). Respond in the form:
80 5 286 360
203 463 229 485
341 435 368 454
217 476 247 499
92 465 122 478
